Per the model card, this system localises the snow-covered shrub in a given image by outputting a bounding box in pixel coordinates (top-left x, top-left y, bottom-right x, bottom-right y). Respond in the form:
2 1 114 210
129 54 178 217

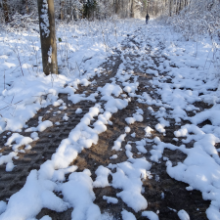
156 0 220 79
167 0 220 40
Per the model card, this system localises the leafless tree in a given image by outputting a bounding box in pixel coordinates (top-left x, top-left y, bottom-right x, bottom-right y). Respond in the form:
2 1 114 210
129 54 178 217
2 0 9 22
37 0 58 75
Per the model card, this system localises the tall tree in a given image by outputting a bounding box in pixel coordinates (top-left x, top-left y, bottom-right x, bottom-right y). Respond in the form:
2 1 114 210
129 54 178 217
83 0 97 19
37 0 58 75
3 0 9 22
59 0 64 20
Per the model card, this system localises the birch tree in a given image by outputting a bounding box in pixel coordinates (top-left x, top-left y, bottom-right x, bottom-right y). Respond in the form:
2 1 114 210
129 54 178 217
37 0 58 75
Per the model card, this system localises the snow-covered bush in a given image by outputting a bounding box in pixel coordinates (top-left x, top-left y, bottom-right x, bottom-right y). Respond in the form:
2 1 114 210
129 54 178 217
167 0 220 40
155 0 220 79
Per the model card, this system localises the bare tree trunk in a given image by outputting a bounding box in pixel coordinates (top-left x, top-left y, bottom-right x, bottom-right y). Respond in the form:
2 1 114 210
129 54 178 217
147 0 150 14
169 0 172 16
37 0 58 75
131 0 134 18
60 0 64 20
25 0 29 14
115 0 119 14
3 0 9 23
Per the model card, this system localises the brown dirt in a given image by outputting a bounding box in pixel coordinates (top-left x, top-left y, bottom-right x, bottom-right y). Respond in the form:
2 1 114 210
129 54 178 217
0 34 210 220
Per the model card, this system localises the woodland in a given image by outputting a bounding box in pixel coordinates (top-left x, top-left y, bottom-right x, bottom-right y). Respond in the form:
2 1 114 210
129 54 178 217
0 1 220 220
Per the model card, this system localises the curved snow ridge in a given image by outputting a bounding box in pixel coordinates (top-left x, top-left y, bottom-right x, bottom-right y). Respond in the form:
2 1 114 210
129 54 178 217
108 157 152 212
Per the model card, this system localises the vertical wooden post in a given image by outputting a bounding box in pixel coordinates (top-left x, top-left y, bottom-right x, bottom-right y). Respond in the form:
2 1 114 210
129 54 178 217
37 0 58 75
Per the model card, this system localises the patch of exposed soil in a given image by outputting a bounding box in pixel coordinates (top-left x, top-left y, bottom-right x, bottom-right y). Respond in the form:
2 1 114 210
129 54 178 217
0 33 211 220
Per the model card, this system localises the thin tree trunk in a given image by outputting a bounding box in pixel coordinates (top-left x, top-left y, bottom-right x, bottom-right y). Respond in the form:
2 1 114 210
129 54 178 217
115 0 119 14
25 0 29 14
3 0 9 23
131 0 134 18
147 0 150 14
37 0 58 75
169 0 172 16
60 0 64 20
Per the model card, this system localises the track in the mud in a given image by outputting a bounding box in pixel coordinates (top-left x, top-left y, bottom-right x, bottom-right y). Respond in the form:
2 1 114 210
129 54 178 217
0 33 210 220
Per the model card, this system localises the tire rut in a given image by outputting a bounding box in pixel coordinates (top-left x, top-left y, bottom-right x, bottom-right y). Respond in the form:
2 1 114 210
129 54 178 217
0 31 210 220
0 56 122 203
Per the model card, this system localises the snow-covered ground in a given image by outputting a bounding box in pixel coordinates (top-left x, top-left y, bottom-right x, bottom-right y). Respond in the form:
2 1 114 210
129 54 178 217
0 17 220 220
0 19 141 133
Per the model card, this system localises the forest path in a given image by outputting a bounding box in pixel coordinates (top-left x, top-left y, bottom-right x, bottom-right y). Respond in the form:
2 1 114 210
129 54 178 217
0 25 213 220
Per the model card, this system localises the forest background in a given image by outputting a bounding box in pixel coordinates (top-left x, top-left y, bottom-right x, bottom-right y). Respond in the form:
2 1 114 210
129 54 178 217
0 0 219 77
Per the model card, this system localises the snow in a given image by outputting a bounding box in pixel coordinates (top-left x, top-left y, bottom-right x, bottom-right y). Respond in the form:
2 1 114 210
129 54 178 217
103 196 118 204
121 210 136 220
40 0 50 38
25 120 53 132
0 118 6 133
141 21 220 220
5 133 33 151
145 126 154 137
110 154 118 159
0 152 17 171
125 144 133 159
30 132 39 141
0 202 7 215
131 132 136 137
125 108 143 125
40 216 52 220
125 126 131 133
1 17 220 220
0 170 69 220
112 134 126 151
136 140 147 154
93 166 111 188
0 43 133 217
178 210 190 220
98 84 122 98
61 170 101 220
109 158 151 212
142 211 159 220
155 123 165 134
63 113 69 121
76 108 83 114
0 19 138 135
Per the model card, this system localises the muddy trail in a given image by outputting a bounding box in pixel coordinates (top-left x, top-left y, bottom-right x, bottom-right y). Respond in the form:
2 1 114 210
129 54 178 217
0 32 210 220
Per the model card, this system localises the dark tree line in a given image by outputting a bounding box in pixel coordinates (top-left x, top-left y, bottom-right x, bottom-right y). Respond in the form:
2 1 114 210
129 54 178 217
0 0 200 77
0 0 151 23
167 0 189 16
